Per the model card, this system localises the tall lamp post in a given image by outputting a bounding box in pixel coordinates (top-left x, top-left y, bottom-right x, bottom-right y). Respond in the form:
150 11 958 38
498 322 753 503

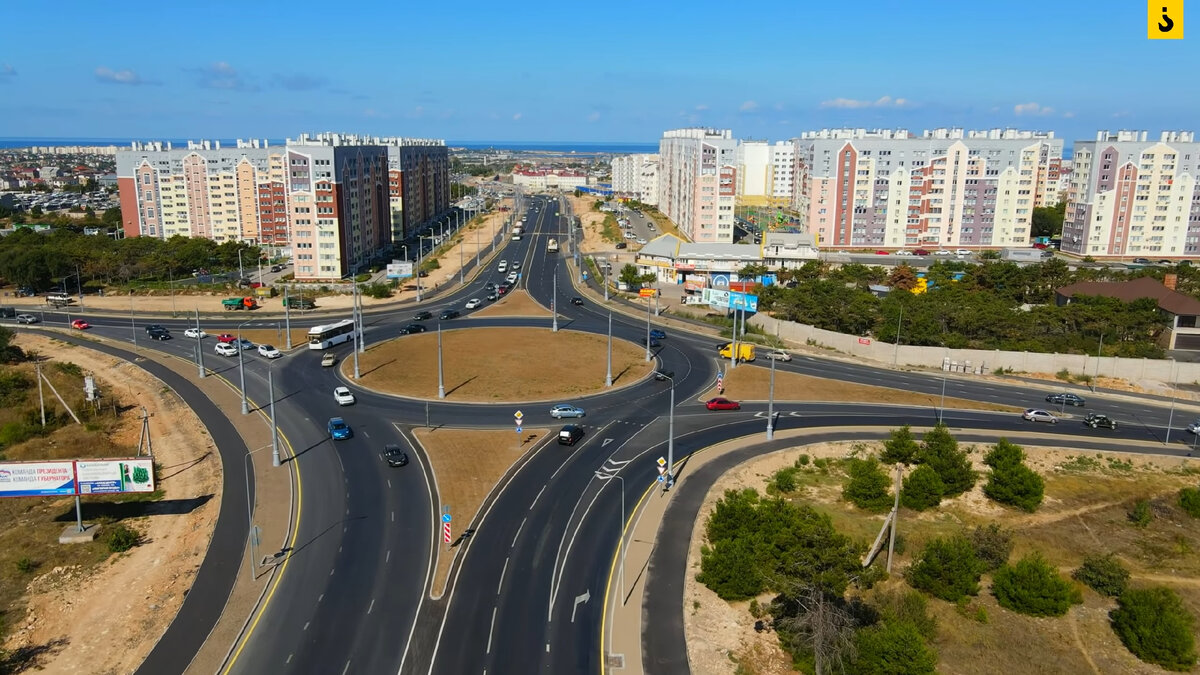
1091 333 1104 393
129 290 137 352
606 312 613 387
663 373 676 491
644 291 652 362
766 354 777 440
236 319 256 414
594 471 626 607
938 344 949 425
268 360 281 467
1166 357 1177 445
437 322 446 399
194 308 206 378
238 248 245 283
552 265 559 333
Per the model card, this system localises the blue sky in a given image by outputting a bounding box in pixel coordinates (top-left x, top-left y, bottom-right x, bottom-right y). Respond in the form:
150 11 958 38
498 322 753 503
0 0 1194 144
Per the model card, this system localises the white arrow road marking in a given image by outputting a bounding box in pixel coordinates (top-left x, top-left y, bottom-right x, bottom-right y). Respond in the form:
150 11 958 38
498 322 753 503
602 438 614 447
571 590 591 623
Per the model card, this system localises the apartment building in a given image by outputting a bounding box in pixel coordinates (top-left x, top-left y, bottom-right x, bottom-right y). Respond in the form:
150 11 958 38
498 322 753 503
734 141 794 206
611 153 660 205
658 128 738 243
511 167 588 190
793 127 1064 249
1061 130 1200 258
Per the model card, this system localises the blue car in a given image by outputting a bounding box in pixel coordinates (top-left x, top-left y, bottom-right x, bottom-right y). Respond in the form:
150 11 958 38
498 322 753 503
649 329 667 339
328 417 352 440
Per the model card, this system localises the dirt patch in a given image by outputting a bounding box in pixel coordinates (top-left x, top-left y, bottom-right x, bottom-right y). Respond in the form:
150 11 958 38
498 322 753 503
471 289 552 318
413 427 548 597
711 361 1020 412
568 195 619 256
2 335 221 675
350 326 653 402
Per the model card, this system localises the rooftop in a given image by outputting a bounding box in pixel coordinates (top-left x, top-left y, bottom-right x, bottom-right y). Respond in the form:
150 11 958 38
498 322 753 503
1056 276 1200 316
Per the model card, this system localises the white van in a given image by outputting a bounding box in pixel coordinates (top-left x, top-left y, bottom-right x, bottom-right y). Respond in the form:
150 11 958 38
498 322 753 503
46 293 72 305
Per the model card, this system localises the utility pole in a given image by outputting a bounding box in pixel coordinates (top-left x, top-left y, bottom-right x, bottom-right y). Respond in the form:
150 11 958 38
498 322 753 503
606 312 613 387
130 290 137 352
552 268 559 332
892 303 903 366
767 353 777 440
352 285 362 380
644 292 652 362
283 288 293 349
194 308 206 378
269 365 280 467
437 322 446 399
35 359 46 427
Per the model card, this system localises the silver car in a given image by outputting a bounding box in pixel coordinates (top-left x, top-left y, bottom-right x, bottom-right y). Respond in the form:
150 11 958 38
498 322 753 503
549 404 585 419
1022 409 1058 424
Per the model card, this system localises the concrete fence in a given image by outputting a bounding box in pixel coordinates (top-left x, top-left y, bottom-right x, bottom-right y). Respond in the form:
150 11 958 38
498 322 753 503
750 314 1200 385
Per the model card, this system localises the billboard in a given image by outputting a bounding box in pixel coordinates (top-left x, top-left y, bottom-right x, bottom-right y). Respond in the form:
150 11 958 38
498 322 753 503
0 461 77 498
386 261 414 279
76 459 155 495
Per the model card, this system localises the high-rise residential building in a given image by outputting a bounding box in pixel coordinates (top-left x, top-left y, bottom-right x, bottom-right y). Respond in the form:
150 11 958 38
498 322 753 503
768 142 796 203
1061 130 1200 258
794 127 1064 249
658 128 738 243
611 153 660 205
735 141 795 206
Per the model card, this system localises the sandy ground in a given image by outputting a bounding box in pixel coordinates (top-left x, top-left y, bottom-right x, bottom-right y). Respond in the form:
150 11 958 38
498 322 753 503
470 289 552 318
350 326 653 402
682 440 1200 675
3 334 221 674
568 195 620 256
412 427 548 597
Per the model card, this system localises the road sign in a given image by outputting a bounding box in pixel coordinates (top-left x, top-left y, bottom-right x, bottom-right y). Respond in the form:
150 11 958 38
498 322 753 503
717 375 724 391
514 410 524 421
443 522 452 544
657 465 665 475
442 513 451 523
516 426 522 434
657 474 665 483
656 456 666 467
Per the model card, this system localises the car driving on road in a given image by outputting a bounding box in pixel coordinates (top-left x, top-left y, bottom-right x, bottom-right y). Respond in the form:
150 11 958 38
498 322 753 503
1022 408 1058 423
550 404 585 419
1083 413 1118 430
71 319 90 330
384 444 409 467
439 309 460 320
557 424 584 446
184 328 207 339
214 342 238 357
398 323 427 335
649 329 666 339
764 350 792 361
148 327 172 340
1045 393 1086 407
333 387 356 406
465 298 482 309
15 314 38 324
257 344 282 359
327 417 352 440
706 397 741 411
413 311 432 321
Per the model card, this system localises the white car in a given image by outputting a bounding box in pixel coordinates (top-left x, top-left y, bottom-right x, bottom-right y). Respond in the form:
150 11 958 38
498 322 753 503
506 272 519 284
184 328 208 339
498 261 509 273
214 343 238 357
764 350 793 362
894 250 914 256
636 238 648 245
1022 408 1058 424
257 344 282 359
333 386 356 406
464 298 482 309
933 249 954 256
955 249 972 256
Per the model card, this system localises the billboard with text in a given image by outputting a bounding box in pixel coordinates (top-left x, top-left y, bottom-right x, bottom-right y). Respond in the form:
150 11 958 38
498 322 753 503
0 461 76 498
0 458 155 498
76 459 155 494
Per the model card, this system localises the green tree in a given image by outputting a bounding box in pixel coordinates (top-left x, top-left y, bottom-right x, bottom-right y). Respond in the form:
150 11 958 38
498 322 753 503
101 207 122 225
1072 553 1130 597
880 425 920 465
969 523 1014 572
1030 201 1067 238
618 263 642 288
906 534 983 602
842 457 893 512
886 265 919 292
1110 587 1197 671
917 425 976 497
991 552 1081 617
1179 486 1200 518
900 465 944 511
852 620 938 675
30 205 43 217
982 440 1044 512
1128 499 1153 527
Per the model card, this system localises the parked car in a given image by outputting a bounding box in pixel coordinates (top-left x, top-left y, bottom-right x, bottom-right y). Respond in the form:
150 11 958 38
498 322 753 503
383 444 409 467
15 314 38 324
465 298 483 309
764 350 792 362
649 329 666 339
257 344 282 359
1045 393 1086 407
615 242 627 249
913 249 931 256
894 250 914 256
550 404 585 419
215 342 238 357
413 310 432 321
217 333 237 343
933 249 954 256
1132 257 1151 264
148 328 172 340
439 309 460 320
270 264 283 273
327 417 352 440
184 328 207 339
1022 408 1058 423
71 319 90 330
571 297 584 306
874 250 890 255
955 249 972 256
333 387 356 406
399 323 427 335
636 238 648 245
557 424 584 446
706 397 741 411
1083 413 1118 430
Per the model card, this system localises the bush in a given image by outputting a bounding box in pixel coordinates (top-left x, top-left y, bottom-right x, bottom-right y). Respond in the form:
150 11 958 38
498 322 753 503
767 466 800 494
983 438 1024 471
880 425 920 465
105 523 141 553
852 620 938 675
873 589 937 640
1179 487 1200 518
917 425 976 497
1072 554 1130 597
842 457 892 512
0 370 32 405
354 272 372 282
361 282 393 300
901 465 944 511
0 419 40 446
1128 499 1153 527
1110 587 1197 671
969 523 1014 571
906 534 983 602
14 557 36 573
984 463 1045 512
991 552 1081 617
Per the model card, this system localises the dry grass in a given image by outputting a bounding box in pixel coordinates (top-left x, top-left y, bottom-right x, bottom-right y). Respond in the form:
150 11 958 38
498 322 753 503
471 289 552 318
413 427 548 596
711 362 1021 411
351 326 653 401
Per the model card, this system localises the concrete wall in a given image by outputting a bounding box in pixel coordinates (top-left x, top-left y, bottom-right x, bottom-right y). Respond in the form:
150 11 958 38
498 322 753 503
750 314 1200 384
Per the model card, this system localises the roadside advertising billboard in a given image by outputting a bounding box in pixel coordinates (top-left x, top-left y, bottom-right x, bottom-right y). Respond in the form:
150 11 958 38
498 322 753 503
76 459 156 495
0 458 156 498
0 461 77 498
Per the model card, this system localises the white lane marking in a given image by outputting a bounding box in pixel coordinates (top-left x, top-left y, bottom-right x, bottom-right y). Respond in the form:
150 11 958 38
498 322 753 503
367 598 375 615
497 557 509 595
512 517 526 548
386 550 391 563
318 593 324 603
486 607 498 654
530 485 546 509
342 660 352 675
286 654 293 664
303 622 309 631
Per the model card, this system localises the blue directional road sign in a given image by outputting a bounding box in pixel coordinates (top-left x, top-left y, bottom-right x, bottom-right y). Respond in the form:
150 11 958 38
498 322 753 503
442 513 451 523
516 426 523 434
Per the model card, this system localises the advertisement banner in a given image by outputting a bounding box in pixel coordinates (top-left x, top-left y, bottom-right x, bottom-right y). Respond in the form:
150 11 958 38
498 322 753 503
729 292 759 313
703 288 731 309
0 461 76 498
386 261 414 279
76 459 156 495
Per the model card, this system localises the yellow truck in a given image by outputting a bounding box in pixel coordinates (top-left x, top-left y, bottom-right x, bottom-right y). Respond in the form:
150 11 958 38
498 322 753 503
719 343 756 362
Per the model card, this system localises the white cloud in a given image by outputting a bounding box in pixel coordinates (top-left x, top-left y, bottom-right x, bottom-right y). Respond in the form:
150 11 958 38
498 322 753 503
739 100 759 112
586 111 601 122
1112 111 1132 118
1062 111 1076 118
820 95 909 109
190 61 257 91
512 113 522 121
95 66 147 85
1013 102 1054 116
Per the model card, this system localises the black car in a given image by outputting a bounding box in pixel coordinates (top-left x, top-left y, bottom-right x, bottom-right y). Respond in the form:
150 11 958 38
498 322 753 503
413 310 432 321
148 328 172 340
485 282 497 291
1083 413 1118 430
383 444 409 467
570 297 584 306
144 324 165 334
639 337 662 348
615 242 628 249
1045 393 1086 407
557 424 584 446
270 264 283 272
654 369 674 381
439 309 460 320
1132 257 1151 264
399 323 427 335
486 292 498 301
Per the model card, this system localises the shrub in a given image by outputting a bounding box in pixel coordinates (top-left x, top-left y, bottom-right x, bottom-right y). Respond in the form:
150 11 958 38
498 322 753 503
1179 487 1200 518
900 465 944 511
361 282 393 299
842 457 892 512
14 557 36 573
795 453 810 466
880 425 920 465
1072 554 1130 597
969 523 1014 571
0 420 40 446
906 534 983 602
983 438 1025 471
53 361 83 377
1110 587 1197 671
991 552 1082 617
767 466 800 495
1128 499 1153 527
852 620 938 675
873 589 937 640
917 425 976 497
984 462 1045 512
0 370 32 405
105 523 141 553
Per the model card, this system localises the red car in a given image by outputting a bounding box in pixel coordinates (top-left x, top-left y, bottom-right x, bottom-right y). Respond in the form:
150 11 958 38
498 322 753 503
71 319 90 330
706 397 741 411
875 250 890 255
913 248 931 256
217 333 237 343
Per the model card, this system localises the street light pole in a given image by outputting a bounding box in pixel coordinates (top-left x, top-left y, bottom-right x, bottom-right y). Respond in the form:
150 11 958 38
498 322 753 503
892 303 903 366
437 322 446 399
283 287 293 350
194 308 206 378
665 373 676 490
606 312 613 387
552 267 559 332
1166 357 1177 445
767 354 777 440
645 292 652 362
594 471 626 609
459 235 464 286
1092 333 1104 393
130 290 137 352
169 268 177 318
352 289 362 380
939 346 948 425
238 249 244 282
237 320 252 414
269 364 280 467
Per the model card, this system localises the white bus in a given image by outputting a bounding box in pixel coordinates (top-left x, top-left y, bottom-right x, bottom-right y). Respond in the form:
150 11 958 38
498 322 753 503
308 319 356 350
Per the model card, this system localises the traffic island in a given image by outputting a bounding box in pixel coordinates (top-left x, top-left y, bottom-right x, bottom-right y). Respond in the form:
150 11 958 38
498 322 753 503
469 289 552 317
